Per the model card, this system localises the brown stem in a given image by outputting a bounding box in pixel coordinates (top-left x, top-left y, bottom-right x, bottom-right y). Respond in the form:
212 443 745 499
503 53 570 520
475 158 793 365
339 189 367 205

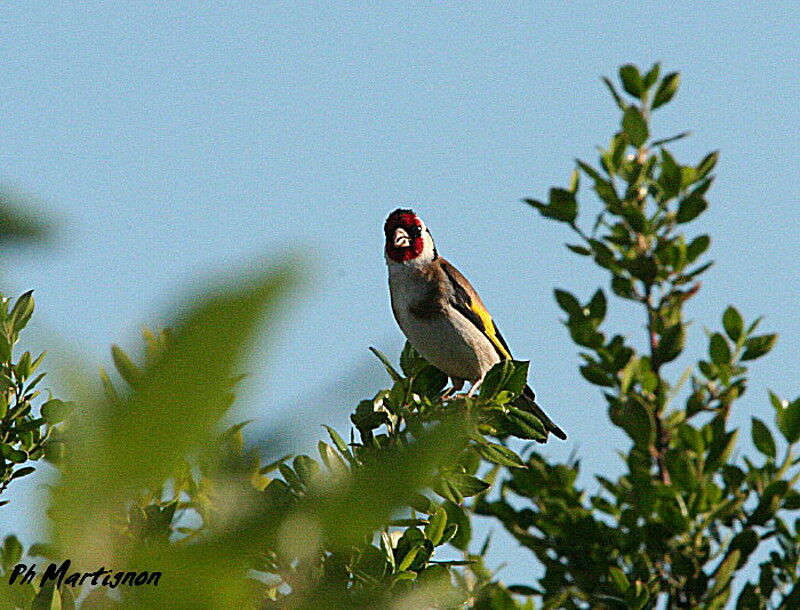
645 285 671 485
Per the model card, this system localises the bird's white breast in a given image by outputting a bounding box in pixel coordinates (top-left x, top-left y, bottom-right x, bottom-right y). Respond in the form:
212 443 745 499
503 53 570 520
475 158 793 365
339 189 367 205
387 261 500 382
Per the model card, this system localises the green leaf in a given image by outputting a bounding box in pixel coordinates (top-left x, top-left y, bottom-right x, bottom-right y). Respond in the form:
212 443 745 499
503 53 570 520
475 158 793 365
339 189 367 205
410 364 448 398
0 194 51 245
622 107 648 147
4 448 28 463
651 131 691 147
590 239 614 266
446 473 490 498
479 360 529 402
609 567 630 593
292 455 320 486
676 193 708 223
50 261 298 556
588 289 607 322
704 429 739 473
655 324 685 365
741 334 777 360
351 400 390 434
313 418 469 549
659 149 682 198
40 399 73 425
9 290 35 333
442 501 471 550
2 535 23 568
368 346 402 382
709 333 731 365
736 584 760 609
554 289 582 317
751 417 776 459
11 466 35 480
424 506 448 546
611 401 654 446
399 341 426 376
566 243 591 256
323 425 353 462
111 345 142 387
685 260 714 280
568 168 580 193
722 306 744 342
580 362 613 387
774 396 800 444
397 546 420 571
624 255 657 283
548 188 578 223
619 64 643 97
708 549 740 599
643 63 661 90
611 275 636 299
685 235 710 262
652 72 680 109
501 407 548 442
31 581 59 610
601 77 627 110
474 442 525 468
259 454 292 475
696 150 720 180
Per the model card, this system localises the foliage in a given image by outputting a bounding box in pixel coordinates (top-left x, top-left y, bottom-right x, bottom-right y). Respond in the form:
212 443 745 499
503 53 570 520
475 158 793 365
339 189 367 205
0 259 540 608
476 63 800 608
0 195 69 501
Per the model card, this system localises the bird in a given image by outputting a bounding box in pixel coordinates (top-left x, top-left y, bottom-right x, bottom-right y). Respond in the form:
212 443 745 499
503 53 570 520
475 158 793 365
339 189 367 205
383 208 566 442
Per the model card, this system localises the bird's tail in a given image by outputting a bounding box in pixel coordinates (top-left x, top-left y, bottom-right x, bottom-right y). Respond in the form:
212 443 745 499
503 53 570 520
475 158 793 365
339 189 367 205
512 385 567 442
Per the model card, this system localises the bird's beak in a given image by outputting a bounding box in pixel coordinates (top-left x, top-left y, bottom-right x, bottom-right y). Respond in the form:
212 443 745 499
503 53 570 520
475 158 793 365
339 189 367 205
393 228 410 248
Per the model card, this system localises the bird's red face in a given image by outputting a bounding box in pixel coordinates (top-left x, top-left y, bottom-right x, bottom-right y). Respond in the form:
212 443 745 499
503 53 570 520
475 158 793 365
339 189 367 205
384 208 426 263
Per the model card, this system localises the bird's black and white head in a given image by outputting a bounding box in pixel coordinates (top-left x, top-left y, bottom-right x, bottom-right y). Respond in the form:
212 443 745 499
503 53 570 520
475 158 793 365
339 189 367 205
384 208 438 266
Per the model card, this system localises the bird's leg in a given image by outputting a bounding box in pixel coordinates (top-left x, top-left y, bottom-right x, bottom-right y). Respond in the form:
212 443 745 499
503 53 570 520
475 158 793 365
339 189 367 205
442 377 465 400
467 377 483 397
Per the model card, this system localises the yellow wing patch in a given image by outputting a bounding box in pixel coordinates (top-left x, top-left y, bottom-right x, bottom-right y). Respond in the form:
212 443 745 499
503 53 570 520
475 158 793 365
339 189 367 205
469 301 513 360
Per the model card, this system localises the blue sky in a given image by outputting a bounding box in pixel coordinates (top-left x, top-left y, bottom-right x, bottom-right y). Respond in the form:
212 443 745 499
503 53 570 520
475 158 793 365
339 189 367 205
2 1 798 593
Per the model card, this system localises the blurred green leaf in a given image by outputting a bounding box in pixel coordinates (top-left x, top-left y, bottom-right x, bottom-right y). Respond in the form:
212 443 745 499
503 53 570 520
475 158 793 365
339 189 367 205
601 76 627 110
51 261 297 561
111 344 142 387
622 107 648 147
774 396 800 444
709 333 731 365
609 566 629 593
751 417 776 459
696 151 720 180
722 306 744 342
676 193 708 223
0 193 50 245
741 334 777 360
643 63 661 90
652 72 680 109
554 289 582 317
619 65 643 97
655 324 685 365
40 399 73 425
313 418 468 548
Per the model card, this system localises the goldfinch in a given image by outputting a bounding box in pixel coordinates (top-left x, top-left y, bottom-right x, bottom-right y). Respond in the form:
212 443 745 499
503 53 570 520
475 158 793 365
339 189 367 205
384 208 566 442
